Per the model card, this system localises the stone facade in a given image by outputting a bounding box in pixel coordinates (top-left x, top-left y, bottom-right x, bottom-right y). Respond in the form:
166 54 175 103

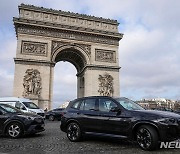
13 4 123 109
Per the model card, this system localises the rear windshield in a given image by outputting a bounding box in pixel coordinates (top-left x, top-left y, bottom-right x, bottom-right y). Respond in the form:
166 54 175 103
22 102 39 109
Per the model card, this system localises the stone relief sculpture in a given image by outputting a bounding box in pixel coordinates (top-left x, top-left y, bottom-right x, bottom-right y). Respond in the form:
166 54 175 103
22 41 47 56
23 69 42 97
95 49 116 62
98 73 114 97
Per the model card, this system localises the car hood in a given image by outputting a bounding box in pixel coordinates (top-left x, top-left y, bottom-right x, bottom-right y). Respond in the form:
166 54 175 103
14 112 41 118
29 108 44 113
134 110 180 119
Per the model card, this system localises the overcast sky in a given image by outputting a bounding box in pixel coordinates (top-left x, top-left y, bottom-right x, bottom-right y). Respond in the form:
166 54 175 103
0 0 180 108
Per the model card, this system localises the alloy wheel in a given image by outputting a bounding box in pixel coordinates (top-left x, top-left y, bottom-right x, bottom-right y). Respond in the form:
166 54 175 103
137 127 152 149
49 115 55 121
67 123 81 141
7 123 21 138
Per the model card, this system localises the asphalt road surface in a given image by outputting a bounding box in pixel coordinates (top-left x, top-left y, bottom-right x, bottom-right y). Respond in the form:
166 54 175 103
0 121 179 154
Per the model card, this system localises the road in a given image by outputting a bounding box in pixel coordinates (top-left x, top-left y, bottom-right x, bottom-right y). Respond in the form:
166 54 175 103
0 121 179 154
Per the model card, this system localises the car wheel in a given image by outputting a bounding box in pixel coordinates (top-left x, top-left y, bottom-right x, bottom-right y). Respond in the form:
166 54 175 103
49 115 55 121
136 125 158 150
7 122 23 138
67 122 81 142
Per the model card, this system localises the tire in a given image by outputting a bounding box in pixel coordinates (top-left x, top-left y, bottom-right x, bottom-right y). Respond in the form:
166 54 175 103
136 125 158 151
6 122 23 138
67 122 81 142
49 115 55 121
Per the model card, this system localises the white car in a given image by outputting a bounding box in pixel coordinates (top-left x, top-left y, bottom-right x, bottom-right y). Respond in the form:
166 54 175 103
0 97 45 118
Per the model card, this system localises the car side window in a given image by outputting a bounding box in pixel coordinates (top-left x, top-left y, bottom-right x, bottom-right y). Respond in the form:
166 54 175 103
99 99 117 112
71 101 81 109
80 99 96 111
15 102 21 109
15 102 26 110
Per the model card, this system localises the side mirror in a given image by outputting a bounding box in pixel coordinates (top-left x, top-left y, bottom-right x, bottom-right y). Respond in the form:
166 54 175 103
20 106 26 110
110 107 121 113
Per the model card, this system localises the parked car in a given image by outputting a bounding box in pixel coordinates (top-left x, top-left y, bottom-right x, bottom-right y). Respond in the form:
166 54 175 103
45 108 65 121
0 103 45 138
0 97 45 118
60 96 180 151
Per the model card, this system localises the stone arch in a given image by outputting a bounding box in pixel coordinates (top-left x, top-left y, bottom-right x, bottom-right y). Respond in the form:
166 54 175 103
13 4 122 110
51 44 90 74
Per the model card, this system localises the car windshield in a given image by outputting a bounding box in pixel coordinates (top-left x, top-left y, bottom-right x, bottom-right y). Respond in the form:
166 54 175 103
115 98 145 111
22 102 39 109
0 104 20 113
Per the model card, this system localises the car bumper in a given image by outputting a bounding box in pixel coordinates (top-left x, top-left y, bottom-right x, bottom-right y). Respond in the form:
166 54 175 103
37 113 45 118
158 124 180 141
60 117 67 132
24 123 45 134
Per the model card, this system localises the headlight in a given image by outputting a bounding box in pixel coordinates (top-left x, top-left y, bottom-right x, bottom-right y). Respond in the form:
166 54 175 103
18 115 35 120
28 110 37 114
157 118 177 124
27 116 36 120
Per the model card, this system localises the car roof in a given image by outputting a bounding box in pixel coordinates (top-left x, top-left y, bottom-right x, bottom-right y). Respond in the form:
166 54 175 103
0 97 31 102
71 96 128 101
71 96 112 101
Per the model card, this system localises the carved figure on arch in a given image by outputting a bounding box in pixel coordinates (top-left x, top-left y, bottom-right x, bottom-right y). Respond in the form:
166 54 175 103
23 69 42 98
98 73 114 97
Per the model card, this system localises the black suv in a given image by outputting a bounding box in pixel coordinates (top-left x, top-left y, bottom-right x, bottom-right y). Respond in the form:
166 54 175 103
60 96 180 150
0 103 45 138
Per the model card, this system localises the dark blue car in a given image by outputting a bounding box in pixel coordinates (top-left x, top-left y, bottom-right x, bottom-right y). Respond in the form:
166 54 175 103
0 103 45 138
60 96 180 151
45 108 65 121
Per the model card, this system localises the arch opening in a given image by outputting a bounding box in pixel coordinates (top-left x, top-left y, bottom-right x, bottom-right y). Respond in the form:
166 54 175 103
52 47 87 108
54 47 88 74
53 62 77 108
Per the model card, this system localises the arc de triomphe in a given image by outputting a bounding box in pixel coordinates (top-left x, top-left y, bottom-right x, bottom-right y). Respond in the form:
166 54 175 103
13 4 123 109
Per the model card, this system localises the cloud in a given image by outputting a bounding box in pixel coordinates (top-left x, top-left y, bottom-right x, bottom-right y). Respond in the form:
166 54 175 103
0 69 14 97
1 0 180 108
120 25 180 99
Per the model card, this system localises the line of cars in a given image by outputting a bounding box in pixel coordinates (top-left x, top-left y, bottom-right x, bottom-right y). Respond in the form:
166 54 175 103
0 97 65 138
1 96 180 151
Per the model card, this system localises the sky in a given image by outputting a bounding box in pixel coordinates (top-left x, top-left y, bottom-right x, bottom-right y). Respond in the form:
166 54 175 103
0 0 180 108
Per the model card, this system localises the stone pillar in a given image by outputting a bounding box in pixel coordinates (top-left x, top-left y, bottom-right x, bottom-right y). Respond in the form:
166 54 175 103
13 60 54 110
83 67 120 97
77 75 85 98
